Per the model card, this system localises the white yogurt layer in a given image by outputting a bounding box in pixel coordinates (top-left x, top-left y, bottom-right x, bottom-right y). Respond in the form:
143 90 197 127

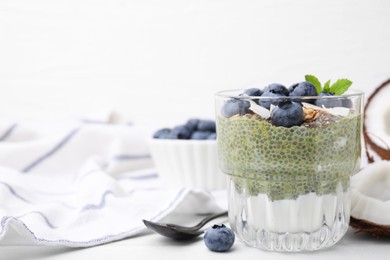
231 182 350 233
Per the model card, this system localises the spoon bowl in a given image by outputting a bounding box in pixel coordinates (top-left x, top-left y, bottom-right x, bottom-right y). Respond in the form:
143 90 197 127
143 211 228 240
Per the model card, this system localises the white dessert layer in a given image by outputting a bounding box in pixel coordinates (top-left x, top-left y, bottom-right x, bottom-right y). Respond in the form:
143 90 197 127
231 182 350 233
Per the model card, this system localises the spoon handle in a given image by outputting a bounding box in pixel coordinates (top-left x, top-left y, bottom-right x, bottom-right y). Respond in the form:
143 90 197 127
167 211 228 231
193 211 228 230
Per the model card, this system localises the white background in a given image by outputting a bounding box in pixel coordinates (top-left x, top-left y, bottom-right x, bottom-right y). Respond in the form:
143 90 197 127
1 0 390 127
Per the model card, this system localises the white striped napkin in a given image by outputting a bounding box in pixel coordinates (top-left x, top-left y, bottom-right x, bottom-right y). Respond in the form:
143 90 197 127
0 119 225 247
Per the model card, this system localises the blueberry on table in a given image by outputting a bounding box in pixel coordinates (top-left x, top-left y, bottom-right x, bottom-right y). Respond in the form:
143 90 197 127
259 91 285 110
197 120 216 132
315 92 343 108
271 101 304 127
153 128 171 139
264 83 289 96
221 99 250 118
204 224 235 252
168 125 191 139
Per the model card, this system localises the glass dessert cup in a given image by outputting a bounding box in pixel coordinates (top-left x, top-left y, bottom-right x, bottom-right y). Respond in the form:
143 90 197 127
215 89 363 252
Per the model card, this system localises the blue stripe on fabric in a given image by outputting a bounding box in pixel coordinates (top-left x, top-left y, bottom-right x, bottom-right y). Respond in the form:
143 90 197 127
81 187 160 212
1 216 8 227
81 190 113 212
22 127 81 173
0 123 18 142
0 182 77 209
0 182 32 204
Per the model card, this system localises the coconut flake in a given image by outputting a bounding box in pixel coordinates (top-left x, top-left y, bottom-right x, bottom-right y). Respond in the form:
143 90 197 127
324 107 350 117
302 102 350 117
248 100 270 119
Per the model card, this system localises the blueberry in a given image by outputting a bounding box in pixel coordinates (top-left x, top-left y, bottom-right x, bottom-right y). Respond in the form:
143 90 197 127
259 91 285 110
318 92 334 96
271 101 304 127
197 120 216 132
289 81 317 103
191 131 212 140
315 92 343 108
239 88 263 105
207 132 217 140
342 98 353 108
241 88 263 97
221 99 250 118
167 125 191 139
204 224 235 252
259 83 289 109
264 83 289 96
153 128 171 139
185 118 200 132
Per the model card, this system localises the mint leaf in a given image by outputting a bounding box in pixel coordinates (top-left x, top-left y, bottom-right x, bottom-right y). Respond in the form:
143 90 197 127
305 74 322 94
329 79 352 95
323 80 331 92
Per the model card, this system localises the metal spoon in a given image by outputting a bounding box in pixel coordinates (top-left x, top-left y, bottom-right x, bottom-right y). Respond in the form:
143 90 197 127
143 211 228 240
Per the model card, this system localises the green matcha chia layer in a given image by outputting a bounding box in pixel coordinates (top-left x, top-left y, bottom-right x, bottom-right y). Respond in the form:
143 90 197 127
217 114 361 200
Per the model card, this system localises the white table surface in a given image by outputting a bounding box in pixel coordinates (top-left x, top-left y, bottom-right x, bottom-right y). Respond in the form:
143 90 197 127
1 219 390 260
1 188 388 259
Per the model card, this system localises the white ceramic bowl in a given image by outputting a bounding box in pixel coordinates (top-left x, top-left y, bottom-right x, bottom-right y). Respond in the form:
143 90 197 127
148 138 226 190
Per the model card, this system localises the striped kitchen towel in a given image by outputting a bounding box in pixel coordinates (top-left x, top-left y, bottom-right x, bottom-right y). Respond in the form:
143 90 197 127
0 119 225 247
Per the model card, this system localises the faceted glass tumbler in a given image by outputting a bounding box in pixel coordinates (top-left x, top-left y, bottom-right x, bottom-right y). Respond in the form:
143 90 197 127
215 90 363 252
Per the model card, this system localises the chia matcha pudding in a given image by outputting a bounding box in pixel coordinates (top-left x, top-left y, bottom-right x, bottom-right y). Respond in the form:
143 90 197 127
215 75 363 252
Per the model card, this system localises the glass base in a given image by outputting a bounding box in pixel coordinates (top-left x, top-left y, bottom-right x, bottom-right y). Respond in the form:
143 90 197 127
228 178 350 252
232 211 349 252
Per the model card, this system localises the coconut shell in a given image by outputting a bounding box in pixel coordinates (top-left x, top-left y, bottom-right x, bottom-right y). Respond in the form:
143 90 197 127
363 78 390 163
350 217 390 237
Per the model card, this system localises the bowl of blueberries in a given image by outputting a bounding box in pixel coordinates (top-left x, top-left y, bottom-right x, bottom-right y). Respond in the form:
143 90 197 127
149 118 226 190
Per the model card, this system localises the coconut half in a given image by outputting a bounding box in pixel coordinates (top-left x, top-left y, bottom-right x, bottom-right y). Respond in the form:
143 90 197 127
364 78 390 162
350 161 390 236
